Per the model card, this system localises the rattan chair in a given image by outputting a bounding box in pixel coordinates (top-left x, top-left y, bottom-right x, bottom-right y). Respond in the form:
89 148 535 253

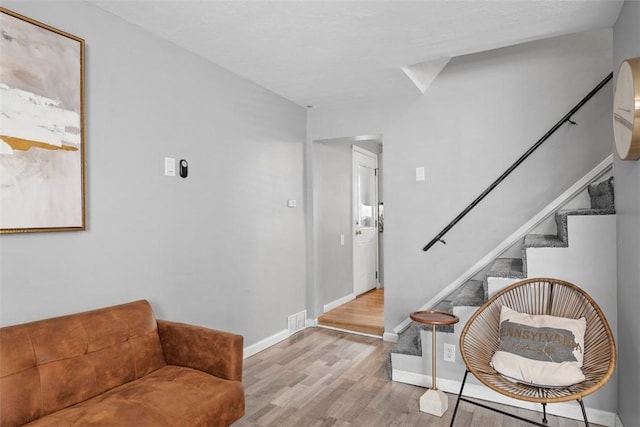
450 278 616 427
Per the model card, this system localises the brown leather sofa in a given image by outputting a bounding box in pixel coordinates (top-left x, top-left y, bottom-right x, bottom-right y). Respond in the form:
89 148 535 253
0 300 245 427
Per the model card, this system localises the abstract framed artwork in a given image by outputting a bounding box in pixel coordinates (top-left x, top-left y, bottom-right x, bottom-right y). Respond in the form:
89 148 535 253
0 8 85 233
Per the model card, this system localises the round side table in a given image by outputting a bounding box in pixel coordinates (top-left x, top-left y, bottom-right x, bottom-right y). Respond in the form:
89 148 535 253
410 310 460 417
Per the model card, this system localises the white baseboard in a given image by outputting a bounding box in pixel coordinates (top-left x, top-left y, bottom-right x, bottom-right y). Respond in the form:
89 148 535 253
323 293 355 313
392 369 617 427
243 329 293 359
393 155 613 335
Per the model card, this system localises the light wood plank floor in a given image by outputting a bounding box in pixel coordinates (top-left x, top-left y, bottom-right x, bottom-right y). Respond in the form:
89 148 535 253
234 328 603 427
318 288 384 336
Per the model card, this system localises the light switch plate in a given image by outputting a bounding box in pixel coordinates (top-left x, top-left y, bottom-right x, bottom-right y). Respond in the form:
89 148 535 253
416 167 425 181
165 157 176 176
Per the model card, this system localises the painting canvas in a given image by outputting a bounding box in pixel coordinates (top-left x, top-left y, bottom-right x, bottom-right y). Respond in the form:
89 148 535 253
0 8 85 233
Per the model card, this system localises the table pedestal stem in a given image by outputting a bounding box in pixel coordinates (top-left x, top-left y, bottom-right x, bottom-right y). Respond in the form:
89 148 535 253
432 324 437 390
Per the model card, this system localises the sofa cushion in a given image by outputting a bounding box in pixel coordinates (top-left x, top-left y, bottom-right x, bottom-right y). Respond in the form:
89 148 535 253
0 300 166 426
22 366 245 427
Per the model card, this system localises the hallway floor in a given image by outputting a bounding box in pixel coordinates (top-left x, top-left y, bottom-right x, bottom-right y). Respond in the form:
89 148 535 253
317 288 384 336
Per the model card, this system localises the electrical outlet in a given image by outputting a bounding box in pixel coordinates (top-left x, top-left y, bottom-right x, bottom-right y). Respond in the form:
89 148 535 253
444 344 456 362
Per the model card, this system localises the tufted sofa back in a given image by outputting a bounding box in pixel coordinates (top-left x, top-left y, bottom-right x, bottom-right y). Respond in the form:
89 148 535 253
0 300 166 427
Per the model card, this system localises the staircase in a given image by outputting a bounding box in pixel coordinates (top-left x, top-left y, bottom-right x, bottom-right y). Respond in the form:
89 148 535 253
390 176 617 400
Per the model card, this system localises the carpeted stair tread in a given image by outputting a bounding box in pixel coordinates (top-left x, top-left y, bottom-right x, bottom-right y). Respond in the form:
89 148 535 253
432 300 453 312
588 176 614 209
487 258 525 279
390 322 423 356
444 280 485 307
524 233 565 248
557 208 616 216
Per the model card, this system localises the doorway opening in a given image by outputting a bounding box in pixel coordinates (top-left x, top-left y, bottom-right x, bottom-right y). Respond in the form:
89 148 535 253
313 135 384 337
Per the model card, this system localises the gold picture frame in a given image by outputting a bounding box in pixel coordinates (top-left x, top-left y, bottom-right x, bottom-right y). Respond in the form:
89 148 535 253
0 8 86 233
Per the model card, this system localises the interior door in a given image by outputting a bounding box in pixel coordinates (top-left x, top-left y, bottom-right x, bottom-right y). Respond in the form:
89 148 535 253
352 147 378 296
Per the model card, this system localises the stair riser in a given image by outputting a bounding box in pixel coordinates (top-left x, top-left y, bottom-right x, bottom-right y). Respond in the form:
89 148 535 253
486 276 520 296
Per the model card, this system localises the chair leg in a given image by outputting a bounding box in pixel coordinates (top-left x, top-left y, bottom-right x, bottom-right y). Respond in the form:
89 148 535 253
578 399 590 427
541 402 548 424
449 370 469 427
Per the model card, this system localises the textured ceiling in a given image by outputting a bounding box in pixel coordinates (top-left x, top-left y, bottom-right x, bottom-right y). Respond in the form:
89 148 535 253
91 0 623 107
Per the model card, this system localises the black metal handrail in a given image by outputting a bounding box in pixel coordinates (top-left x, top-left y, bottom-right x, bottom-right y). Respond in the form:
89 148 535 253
422 72 613 252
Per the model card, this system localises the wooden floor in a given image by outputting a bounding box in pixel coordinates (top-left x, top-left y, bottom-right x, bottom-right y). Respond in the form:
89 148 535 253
317 288 384 336
235 328 603 427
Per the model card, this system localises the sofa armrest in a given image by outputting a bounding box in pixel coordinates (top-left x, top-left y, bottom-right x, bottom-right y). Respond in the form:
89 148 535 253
157 320 243 381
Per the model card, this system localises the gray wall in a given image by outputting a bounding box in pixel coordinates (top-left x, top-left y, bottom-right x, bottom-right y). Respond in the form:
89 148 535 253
308 30 614 332
314 140 353 306
0 1 307 347
613 3 640 425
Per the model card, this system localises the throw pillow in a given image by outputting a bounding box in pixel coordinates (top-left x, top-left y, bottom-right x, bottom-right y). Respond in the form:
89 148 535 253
490 306 586 387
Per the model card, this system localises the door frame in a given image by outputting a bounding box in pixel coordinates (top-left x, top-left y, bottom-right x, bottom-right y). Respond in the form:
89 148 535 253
352 145 379 296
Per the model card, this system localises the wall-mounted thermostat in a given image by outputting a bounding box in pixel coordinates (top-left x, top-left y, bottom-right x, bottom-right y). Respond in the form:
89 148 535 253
179 159 188 178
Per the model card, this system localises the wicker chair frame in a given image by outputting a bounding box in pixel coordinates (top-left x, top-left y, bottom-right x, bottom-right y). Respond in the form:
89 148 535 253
450 278 616 427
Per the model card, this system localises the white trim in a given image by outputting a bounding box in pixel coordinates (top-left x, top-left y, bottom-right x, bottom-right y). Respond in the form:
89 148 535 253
244 320 317 359
392 369 617 426
317 324 382 339
394 319 412 335
323 293 355 313
616 415 625 427
383 332 399 342
393 155 613 334
352 144 378 157
243 329 294 359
